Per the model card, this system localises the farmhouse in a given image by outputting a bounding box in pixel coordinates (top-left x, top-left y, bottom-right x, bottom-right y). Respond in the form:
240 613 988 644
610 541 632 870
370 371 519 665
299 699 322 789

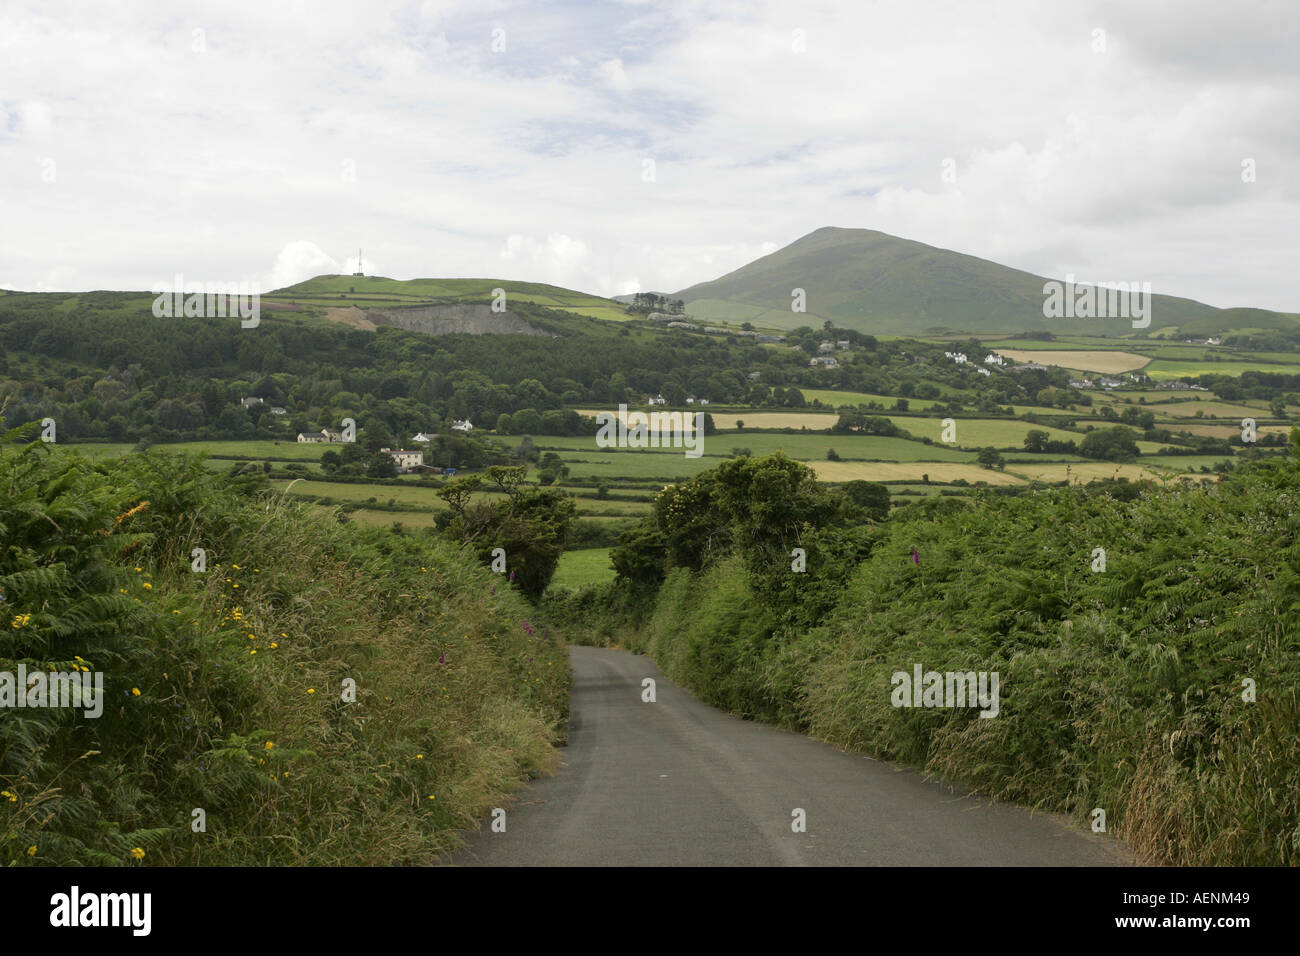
837 340 850 350
810 356 838 368
296 430 327 443
411 432 436 443
381 448 424 473
451 419 473 432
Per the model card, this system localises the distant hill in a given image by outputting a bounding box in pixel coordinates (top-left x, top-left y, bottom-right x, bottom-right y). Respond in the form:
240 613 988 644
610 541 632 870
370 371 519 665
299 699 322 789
673 227 1299 337
270 275 631 323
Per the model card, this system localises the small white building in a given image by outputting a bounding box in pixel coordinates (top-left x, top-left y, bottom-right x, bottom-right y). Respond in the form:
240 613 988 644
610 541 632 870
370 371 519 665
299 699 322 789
412 432 435 443
817 342 836 354
944 351 969 365
837 340 850 350
984 354 1006 367
240 397 264 407
451 419 474 432
646 395 666 406
810 356 838 368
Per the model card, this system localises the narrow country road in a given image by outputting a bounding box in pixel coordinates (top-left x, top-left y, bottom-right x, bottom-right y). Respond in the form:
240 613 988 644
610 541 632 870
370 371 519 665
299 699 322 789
449 646 1129 866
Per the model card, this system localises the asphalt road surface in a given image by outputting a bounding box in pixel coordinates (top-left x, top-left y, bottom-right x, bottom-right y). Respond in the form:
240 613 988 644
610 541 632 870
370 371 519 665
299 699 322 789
449 645 1129 866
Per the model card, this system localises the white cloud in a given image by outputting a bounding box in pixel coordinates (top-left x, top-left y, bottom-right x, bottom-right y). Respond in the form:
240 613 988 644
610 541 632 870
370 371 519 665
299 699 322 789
0 0 1294 311
263 242 341 292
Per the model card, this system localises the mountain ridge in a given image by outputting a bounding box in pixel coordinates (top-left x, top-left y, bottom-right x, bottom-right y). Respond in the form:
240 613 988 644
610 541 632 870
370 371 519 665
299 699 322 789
672 226 1298 337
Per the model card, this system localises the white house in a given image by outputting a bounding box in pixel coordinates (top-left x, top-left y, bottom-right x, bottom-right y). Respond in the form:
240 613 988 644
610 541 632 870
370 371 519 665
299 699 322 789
837 340 850 350
699 398 710 406
451 419 473 432
240 397 264 407
975 366 991 376
646 395 666 406
412 432 435 443
381 448 424 473
984 354 1006 366
810 356 838 368
297 429 341 443
817 341 836 354
944 351 969 365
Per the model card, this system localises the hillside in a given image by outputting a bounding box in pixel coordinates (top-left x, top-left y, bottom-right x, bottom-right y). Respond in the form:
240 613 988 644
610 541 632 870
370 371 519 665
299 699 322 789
269 275 630 323
674 227 1299 337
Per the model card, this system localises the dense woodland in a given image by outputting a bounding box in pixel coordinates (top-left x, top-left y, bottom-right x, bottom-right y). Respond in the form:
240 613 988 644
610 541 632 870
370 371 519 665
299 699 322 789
3 293 1297 455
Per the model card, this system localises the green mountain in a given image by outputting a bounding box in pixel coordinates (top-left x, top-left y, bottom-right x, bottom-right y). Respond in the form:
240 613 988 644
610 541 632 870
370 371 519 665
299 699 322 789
673 226 1299 337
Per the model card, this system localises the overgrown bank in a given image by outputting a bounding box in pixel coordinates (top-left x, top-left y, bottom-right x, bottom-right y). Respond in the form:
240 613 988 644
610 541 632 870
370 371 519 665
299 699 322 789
548 450 1300 866
1 434 568 865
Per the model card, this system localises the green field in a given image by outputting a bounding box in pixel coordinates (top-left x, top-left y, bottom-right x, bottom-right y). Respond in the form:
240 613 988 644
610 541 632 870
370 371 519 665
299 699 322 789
800 388 945 410
877 416 1084 449
265 275 631 322
1143 358 1300 380
549 548 616 590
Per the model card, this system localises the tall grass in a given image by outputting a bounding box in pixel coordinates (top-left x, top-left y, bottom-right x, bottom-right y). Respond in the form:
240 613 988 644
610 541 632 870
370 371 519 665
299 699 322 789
1 442 568 865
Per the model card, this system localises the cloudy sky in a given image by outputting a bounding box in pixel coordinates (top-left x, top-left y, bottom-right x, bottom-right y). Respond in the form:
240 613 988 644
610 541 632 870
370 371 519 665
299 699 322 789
2 0 1297 310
